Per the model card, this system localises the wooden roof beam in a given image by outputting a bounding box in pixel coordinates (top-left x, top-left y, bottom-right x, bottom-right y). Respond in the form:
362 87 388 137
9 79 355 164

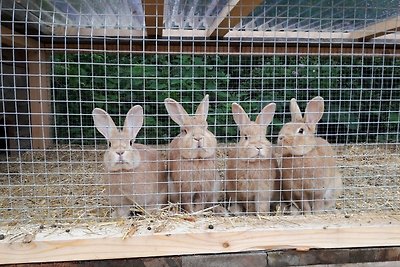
1 26 39 48
225 30 351 40
208 0 264 38
142 0 164 38
349 16 400 41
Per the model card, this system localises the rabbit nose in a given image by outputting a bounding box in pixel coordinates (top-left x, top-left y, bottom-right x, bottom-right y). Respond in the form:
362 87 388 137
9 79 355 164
193 136 203 148
116 151 124 156
193 136 202 142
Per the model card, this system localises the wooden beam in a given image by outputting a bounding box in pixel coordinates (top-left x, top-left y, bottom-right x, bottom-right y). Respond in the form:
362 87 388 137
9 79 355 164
53 26 144 37
1 26 38 48
167 29 348 39
142 0 164 37
225 30 351 40
349 16 400 41
162 29 207 38
27 50 52 149
374 32 400 40
1 224 400 265
208 0 264 38
45 41 400 57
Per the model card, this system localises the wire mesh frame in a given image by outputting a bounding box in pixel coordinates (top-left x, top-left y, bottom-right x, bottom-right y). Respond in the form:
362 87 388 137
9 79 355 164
0 0 399 225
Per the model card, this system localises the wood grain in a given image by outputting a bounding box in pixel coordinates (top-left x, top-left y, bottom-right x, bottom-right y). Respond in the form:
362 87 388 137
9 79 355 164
1 224 400 265
349 16 400 40
208 0 264 38
142 0 164 37
27 49 52 149
1 26 38 48
45 41 400 57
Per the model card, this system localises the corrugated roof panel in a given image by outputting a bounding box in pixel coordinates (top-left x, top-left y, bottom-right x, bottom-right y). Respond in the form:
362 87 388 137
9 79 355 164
1 0 399 41
237 0 400 33
164 0 229 30
7 0 145 30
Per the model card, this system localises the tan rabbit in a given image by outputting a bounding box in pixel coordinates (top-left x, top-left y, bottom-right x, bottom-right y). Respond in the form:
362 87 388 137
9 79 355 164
226 103 279 215
164 95 223 214
277 96 343 214
92 106 168 217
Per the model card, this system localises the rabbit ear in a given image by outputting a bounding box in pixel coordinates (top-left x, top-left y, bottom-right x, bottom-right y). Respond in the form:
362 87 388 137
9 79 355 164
304 96 324 126
92 108 117 140
195 94 210 121
232 103 251 127
256 103 276 126
290 98 303 121
164 97 190 126
123 105 144 139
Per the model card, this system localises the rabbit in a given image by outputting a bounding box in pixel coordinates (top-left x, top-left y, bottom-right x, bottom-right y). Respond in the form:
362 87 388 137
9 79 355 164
226 102 280 215
92 106 168 217
276 96 343 214
164 94 224 214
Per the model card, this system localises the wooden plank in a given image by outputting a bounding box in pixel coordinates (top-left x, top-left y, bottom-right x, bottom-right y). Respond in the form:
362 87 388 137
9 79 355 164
45 41 400 57
1 26 39 48
2 248 400 267
27 49 52 149
162 29 207 38
53 26 144 37
349 16 400 41
1 224 400 265
208 0 264 38
225 30 351 40
142 0 164 37
374 32 400 40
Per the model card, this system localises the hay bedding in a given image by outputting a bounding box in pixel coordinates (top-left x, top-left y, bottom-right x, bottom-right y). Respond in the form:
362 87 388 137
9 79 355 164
0 144 399 230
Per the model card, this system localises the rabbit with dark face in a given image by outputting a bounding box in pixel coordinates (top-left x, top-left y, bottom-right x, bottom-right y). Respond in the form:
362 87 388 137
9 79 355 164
92 106 168 217
277 96 343 214
164 95 223 214
226 102 280 215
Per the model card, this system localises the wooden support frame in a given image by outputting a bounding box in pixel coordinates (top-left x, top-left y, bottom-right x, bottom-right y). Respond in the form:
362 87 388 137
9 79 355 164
52 26 144 37
225 30 351 40
208 0 264 38
1 26 39 48
27 49 52 149
0 214 399 265
142 0 164 37
1 26 52 149
46 40 400 57
349 16 400 41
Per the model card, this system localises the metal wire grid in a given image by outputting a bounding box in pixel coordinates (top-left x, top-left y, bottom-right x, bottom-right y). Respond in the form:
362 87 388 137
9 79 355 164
0 0 399 224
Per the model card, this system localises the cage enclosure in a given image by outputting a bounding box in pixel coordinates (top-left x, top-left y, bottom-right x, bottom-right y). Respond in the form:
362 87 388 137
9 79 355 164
1 0 400 265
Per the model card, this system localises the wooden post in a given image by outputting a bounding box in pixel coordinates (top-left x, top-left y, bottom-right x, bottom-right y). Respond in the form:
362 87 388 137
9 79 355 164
142 0 164 37
27 49 52 149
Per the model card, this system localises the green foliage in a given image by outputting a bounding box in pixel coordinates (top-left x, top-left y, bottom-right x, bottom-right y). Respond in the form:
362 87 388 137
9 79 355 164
52 53 400 145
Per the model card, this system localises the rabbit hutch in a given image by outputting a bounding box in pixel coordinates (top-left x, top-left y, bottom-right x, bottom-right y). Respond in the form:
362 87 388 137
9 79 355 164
1 0 400 265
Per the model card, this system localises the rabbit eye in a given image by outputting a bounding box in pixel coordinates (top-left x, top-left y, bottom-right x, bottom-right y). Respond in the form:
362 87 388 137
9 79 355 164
130 140 134 146
107 142 112 148
297 128 305 134
243 135 248 140
181 129 188 134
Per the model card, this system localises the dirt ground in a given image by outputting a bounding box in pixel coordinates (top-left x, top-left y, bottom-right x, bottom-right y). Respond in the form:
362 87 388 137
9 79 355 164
0 144 399 226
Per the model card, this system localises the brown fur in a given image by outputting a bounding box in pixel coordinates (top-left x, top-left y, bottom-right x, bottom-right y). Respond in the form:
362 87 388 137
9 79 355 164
93 107 168 217
104 143 168 217
165 95 223 213
277 97 343 214
226 103 279 215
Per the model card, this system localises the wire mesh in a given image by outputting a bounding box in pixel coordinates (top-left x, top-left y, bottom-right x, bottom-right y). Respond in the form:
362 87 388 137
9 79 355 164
0 0 399 225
